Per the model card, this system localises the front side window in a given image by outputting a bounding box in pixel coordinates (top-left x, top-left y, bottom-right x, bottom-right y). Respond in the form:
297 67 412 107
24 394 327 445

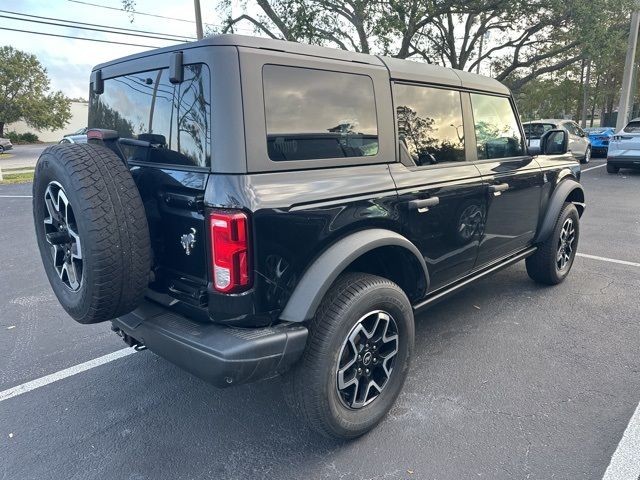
263 65 378 161
470 94 524 160
89 64 211 167
394 84 465 166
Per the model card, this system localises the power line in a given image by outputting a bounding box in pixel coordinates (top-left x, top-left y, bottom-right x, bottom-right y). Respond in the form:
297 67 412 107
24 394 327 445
0 9 196 41
68 0 214 26
0 13 189 43
0 26 157 48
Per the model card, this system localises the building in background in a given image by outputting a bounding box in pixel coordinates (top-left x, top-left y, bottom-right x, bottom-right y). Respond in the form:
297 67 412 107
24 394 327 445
6 101 88 143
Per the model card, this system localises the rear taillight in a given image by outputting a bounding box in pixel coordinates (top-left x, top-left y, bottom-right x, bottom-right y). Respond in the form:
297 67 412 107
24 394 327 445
209 211 251 293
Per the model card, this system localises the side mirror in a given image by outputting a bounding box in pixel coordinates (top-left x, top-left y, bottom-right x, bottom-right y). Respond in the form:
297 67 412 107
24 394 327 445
540 129 568 155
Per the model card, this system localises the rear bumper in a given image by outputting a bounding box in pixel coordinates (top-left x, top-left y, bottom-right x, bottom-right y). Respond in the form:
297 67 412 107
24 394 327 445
112 299 308 387
607 156 640 168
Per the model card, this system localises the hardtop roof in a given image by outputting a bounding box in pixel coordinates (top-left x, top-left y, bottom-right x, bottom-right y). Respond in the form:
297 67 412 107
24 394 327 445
93 34 510 95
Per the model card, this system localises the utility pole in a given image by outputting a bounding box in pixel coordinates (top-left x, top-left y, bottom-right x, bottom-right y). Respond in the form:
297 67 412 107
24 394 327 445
194 0 204 40
616 9 640 131
581 60 591 128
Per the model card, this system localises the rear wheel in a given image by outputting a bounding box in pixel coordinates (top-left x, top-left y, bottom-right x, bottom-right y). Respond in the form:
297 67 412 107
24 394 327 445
282 272 414 439
0 145 4 154
606 163 619 174
526 202 579 285
580 147 591 164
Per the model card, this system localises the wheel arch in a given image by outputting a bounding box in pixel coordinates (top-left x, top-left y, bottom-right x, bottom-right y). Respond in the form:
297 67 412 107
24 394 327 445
279 229 429 323
534 179 585 244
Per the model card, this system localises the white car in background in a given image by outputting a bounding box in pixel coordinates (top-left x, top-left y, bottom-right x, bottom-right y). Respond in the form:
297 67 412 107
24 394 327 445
523 119 592 164
59 127 88 144
607 118 640 173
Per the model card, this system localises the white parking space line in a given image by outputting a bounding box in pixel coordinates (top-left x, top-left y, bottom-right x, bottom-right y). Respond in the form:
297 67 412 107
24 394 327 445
0 348 137 403
602 401 640 480
577 253 640 268
0 195 32 198
582 164 607 173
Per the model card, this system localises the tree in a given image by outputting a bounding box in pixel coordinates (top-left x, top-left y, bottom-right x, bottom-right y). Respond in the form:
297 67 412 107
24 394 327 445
0 46 71 137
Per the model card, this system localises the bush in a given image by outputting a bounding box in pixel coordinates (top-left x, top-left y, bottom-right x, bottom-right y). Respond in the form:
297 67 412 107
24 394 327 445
4 131 40 144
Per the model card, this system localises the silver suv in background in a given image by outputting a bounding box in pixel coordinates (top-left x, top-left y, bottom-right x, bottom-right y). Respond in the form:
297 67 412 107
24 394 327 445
59 127 88 144
524 120 591 164
0 137 13 153
607 118 640 173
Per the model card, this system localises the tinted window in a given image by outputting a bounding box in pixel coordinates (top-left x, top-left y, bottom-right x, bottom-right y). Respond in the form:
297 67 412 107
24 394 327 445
89 64 211 167
263 65 378 161
563 122 579 135
624 121 640 133
470 94 524 159
394 84 465 166
524 123 555 139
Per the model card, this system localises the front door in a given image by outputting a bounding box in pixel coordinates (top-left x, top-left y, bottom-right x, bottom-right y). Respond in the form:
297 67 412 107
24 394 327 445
389 83 486 292
468 93 544 266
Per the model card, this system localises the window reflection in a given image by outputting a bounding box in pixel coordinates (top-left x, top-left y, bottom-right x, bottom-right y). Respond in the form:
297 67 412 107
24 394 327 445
89 64 211 167
470 94 523 160
263 65 379 161
394 84 465 166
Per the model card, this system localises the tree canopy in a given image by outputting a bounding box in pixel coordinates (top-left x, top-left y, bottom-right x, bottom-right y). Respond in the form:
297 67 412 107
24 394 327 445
0 46 71 137
216 0 634 93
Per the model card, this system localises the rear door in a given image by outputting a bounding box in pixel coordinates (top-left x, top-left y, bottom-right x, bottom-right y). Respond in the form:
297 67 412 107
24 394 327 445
563 121 589 158
389 83 486 292
88 61 212 306
469 93 544 266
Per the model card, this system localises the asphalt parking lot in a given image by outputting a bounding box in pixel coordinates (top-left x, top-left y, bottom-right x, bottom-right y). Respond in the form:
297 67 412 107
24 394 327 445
1 158 639 480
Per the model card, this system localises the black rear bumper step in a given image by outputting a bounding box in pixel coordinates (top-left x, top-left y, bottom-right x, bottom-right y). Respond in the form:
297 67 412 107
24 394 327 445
111 299 308 387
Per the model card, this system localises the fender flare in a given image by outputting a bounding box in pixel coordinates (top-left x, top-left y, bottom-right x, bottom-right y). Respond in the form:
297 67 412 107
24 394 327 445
534 179 585 244
279 229 429 323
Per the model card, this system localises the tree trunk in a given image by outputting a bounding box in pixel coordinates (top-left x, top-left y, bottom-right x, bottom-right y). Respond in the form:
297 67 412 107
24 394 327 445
0 122 4 137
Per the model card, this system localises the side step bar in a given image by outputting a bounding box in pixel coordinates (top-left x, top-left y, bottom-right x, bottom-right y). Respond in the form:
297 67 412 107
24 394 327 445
413 247 537 312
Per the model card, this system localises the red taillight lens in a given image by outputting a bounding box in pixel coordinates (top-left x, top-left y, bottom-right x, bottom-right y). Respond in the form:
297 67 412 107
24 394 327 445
210 211 251 293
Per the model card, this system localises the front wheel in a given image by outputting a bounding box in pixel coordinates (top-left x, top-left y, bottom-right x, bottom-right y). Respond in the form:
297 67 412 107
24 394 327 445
282 272 414 439
526 202 579 285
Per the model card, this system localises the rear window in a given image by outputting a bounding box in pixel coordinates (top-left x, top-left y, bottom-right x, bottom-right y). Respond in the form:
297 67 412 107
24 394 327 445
624 121 640 133
263 65 378 161
88 63 211 168
523 123 555 139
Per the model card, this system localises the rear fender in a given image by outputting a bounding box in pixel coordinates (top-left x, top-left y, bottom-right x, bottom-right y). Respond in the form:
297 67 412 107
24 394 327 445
279 229 429 322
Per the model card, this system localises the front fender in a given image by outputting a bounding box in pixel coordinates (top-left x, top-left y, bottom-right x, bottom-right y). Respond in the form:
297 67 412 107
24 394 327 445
534 179 585 244
279 229 429 322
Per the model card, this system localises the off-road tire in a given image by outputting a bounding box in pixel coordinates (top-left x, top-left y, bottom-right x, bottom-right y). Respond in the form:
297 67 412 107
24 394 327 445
282 272 414 439
606 163 619 174
33 143 151 324
526 202 579 285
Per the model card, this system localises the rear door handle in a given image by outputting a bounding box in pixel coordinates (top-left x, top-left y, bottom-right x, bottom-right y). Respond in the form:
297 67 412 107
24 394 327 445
488 183 510 196
408 197 439 213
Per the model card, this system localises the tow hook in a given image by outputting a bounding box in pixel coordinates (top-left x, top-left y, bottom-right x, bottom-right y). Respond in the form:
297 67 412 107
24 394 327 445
111 325 147 351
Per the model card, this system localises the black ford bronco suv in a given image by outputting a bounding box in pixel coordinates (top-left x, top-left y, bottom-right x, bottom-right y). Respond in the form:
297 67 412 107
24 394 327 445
33 35 585 439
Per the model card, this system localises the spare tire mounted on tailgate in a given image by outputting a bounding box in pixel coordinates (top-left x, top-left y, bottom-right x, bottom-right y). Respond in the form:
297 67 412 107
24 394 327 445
32 143 151 324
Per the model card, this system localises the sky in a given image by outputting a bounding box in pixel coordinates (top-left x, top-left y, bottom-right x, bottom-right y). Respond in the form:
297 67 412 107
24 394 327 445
0 0 255 99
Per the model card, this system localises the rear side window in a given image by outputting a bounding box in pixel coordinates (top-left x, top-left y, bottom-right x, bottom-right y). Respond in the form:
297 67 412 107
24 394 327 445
470 94 524 159
89 64 211 168
394 84 465 166
263 65 378 161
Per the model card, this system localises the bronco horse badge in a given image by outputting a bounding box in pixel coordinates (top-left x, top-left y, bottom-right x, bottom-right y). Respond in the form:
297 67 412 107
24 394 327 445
180 228 197 255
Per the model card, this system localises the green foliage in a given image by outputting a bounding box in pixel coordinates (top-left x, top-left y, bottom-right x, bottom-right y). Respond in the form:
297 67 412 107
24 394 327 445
0 46 71 136
5 131 40 144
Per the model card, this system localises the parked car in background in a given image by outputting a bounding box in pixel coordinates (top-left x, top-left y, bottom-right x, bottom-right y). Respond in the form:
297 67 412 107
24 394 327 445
584 127 615 157
524 119 591 164
0 137 13 153
59 127 88 144
607 118 640 173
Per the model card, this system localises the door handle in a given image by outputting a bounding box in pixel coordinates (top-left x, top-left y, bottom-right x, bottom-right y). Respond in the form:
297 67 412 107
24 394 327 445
408 197 439 213
488 183 510 196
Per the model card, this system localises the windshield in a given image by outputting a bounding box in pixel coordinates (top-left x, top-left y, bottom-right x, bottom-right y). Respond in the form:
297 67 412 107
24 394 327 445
523 123 555 139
